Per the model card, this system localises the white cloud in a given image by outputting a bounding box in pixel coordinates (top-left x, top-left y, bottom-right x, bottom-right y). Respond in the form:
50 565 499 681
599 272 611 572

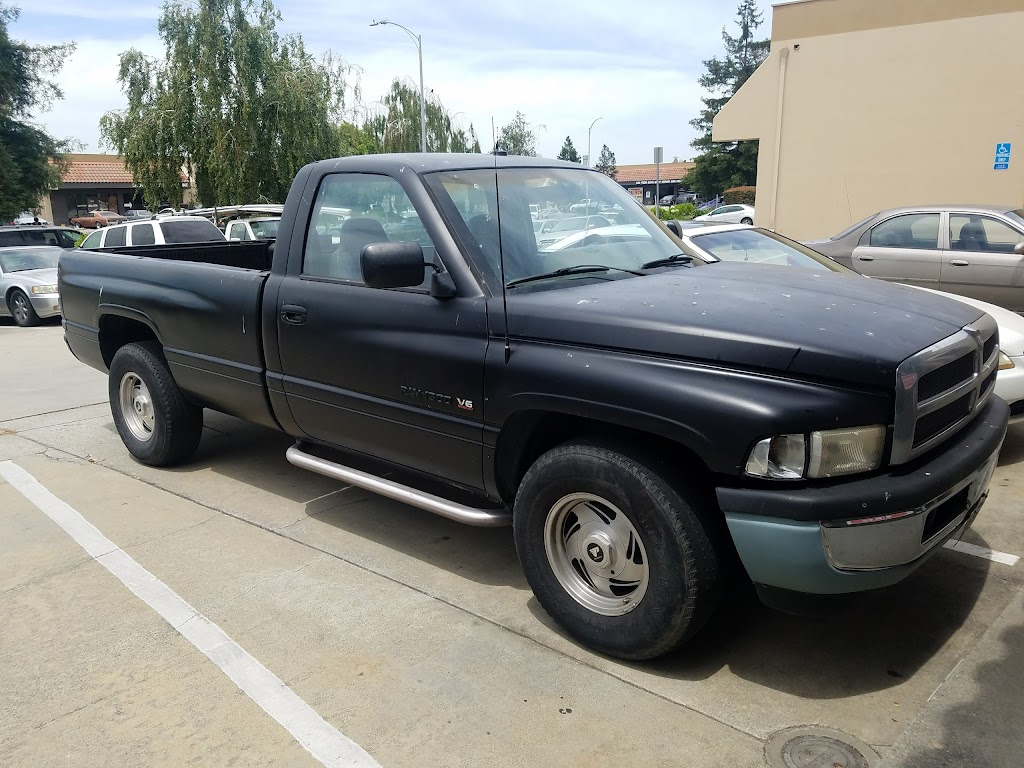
18 0 775 163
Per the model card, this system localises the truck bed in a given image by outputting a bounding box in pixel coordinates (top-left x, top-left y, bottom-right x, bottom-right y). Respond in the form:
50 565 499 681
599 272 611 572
59 247 277 429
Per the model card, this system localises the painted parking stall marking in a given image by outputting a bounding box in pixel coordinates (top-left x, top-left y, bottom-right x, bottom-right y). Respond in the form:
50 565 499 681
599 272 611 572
0 460 380 768
944 538 1020 566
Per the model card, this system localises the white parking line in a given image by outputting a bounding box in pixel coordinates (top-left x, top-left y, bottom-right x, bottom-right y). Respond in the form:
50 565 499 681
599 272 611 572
944 539 1020 566
0 460 380 768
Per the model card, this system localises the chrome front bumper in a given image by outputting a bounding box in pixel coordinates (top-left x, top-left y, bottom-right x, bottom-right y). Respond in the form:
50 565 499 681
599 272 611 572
820 450 999 571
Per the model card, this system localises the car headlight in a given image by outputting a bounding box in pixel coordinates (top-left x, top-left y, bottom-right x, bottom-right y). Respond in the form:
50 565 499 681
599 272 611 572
30 284 58 295
998 351 1015 370
745 425 886 480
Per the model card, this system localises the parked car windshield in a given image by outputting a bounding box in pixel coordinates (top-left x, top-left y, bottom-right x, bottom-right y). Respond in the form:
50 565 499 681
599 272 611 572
427 167 696 289
249 219 280 239
830 213 878 240
0 246 61 272
689 228 855 273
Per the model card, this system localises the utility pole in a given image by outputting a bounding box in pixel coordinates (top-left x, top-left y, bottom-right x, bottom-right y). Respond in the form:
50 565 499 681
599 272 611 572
654 146 663 216
587 117 603 168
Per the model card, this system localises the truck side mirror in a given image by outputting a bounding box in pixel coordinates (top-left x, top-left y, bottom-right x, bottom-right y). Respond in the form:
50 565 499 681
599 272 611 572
665 220 683 237
361 241 427 289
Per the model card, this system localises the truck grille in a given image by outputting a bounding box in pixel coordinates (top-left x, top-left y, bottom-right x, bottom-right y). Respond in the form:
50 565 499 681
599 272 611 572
892 314 998 464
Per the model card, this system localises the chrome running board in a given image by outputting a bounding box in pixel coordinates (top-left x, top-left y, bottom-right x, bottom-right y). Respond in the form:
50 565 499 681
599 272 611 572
286 444 512 528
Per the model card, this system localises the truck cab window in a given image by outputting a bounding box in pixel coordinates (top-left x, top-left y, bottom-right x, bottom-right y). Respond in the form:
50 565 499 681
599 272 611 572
303 174 436 288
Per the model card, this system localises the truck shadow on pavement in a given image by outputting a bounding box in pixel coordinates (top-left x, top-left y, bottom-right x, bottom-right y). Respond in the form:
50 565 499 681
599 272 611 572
889 597 1024 768
164 412 1014 692
527 543 996 698
167 413 527 588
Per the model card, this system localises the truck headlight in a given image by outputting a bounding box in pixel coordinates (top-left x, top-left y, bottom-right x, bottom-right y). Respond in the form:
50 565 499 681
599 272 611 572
745 425 886 480
31 284 58 295
998 351 1015 370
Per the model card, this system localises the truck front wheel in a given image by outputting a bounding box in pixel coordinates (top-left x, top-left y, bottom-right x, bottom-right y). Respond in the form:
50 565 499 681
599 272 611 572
514 441 722 660
109 341 203 466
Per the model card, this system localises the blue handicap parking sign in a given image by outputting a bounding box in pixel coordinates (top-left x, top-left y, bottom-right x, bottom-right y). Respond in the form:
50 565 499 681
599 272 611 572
996 142 1012 155
995 163 1010 170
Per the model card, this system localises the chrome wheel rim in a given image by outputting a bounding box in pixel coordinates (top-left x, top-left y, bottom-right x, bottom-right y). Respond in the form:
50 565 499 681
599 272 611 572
543 492 650 616
119 372 155 442
11 293 29 323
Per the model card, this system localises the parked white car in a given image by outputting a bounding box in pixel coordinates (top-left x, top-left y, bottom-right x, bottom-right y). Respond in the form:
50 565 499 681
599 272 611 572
677 223 1024 421
79 216 226 249
694 204 755 225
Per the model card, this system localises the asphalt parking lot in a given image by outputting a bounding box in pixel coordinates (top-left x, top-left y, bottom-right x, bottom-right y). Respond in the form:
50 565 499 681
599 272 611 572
2 320 1023 767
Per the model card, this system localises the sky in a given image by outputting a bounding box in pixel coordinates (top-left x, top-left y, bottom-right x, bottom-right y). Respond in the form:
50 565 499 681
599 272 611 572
15 0 777 165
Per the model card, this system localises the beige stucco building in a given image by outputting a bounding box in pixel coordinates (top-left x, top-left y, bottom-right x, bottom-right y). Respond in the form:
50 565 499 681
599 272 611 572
714 0 1024 240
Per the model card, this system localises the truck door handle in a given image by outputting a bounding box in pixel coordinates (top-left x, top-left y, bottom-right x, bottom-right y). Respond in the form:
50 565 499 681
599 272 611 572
280 304 307 325
948 259 970 267
856 255 874 261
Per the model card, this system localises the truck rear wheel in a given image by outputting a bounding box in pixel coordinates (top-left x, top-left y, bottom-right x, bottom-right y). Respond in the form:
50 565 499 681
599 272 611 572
514 441 721 660
109 341 203 466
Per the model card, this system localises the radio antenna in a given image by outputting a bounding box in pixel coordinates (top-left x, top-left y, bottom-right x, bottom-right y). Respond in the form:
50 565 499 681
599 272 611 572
491 119 511 363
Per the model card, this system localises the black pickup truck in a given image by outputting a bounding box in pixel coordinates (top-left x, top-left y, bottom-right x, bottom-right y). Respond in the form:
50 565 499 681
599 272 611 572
59 155 1009 660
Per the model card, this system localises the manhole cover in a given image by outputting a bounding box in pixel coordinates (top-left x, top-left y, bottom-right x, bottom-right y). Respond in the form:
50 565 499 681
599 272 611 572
765 726 879 768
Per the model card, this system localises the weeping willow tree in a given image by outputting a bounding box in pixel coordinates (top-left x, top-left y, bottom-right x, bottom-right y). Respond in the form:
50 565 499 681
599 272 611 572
360 79 480 155
100 0 356 209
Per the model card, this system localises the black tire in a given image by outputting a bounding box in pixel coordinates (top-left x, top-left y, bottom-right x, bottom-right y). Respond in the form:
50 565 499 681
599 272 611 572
8 289 40 327
740 217 753 225
514 440 722 660
108 341 203 466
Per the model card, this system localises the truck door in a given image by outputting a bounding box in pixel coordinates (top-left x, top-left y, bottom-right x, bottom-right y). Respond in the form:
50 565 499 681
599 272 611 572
850 212 942 285
274 172 488 490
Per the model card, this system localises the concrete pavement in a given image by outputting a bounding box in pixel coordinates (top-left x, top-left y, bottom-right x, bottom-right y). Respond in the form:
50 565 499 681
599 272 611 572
3 322 1024 767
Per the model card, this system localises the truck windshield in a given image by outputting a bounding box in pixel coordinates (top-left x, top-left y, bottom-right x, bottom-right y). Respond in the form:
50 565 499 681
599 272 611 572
426 167 699 290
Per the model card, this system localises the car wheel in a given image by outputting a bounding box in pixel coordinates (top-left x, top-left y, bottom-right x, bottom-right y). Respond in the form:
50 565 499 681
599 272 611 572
8 289 40 327
109 341 204 466
514 440 722 660
741 217 753 225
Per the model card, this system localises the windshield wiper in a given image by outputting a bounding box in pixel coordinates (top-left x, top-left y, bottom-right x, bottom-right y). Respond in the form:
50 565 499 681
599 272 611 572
641 253 696 270
506 264 645 289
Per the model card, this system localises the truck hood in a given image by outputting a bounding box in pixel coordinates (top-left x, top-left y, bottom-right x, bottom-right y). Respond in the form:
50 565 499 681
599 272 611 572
506 262 985 389
908 285 1024 357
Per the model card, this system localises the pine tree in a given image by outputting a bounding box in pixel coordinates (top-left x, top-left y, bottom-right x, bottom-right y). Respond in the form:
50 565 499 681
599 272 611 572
557 136 580 163
687 0 769 198
594 144 616 178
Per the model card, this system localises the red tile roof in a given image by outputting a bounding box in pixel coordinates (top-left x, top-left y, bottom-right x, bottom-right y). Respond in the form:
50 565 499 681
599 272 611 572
61 157 136 185
615 162 695 184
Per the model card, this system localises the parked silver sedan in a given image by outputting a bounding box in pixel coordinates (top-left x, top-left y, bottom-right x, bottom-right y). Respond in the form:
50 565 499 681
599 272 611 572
807 205 1024 312
0 246 63 326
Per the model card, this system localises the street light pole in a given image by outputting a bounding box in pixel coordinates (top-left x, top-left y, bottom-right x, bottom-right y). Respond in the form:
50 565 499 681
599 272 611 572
587 117 603 167
371 20 427 153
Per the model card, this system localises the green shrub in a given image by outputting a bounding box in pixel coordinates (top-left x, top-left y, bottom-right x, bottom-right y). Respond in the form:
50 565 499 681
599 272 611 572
656 202 699 221
723 186 755 205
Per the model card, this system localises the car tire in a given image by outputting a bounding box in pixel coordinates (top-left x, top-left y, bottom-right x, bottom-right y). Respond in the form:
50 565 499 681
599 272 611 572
514 440 722 660
109 341 204 466
741 217 753 225
8 289 40 327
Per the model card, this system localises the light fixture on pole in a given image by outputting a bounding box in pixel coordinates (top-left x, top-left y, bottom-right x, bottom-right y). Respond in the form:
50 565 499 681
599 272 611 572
370 19 427 154
587 117 603 168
